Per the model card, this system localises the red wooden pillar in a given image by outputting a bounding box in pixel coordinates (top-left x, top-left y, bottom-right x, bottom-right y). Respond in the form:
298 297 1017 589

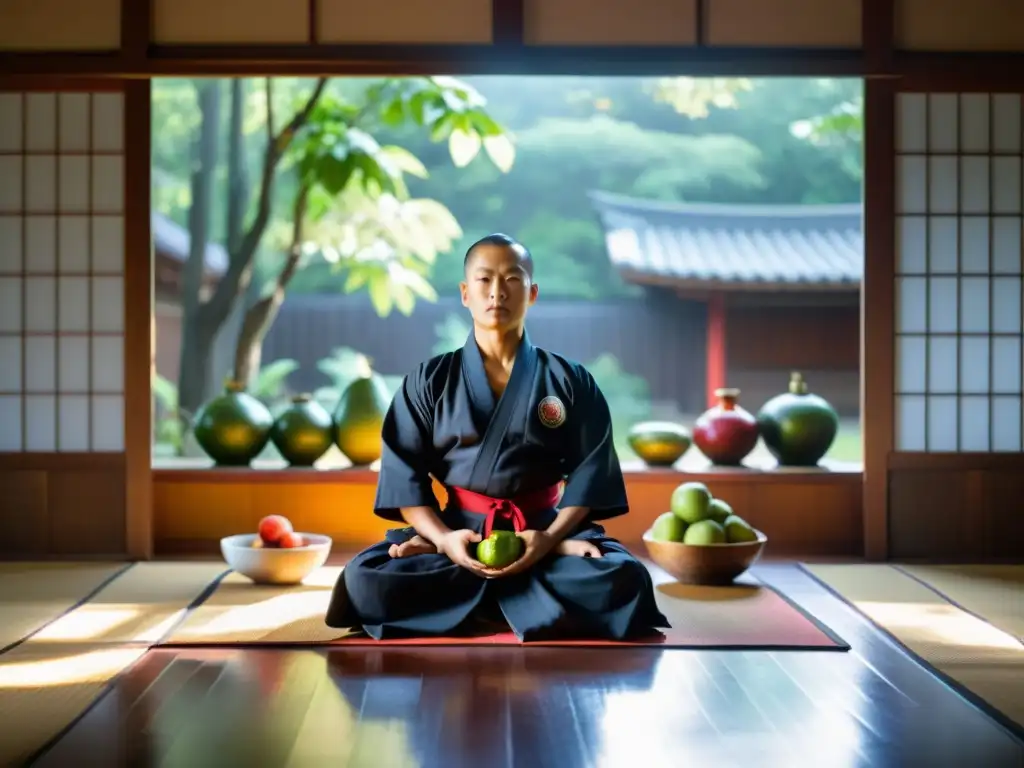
705 292 727 408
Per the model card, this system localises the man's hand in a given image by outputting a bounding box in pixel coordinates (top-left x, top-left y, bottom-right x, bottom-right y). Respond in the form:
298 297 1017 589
555 538 602 558
482 529 557 578
436 529 491 576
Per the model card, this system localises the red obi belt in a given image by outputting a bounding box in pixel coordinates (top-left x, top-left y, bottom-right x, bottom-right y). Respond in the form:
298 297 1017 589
447 483 562 537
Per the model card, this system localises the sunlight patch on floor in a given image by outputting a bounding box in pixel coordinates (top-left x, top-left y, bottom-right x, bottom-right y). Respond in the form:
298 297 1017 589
854 601 1023 652
0 647 146 689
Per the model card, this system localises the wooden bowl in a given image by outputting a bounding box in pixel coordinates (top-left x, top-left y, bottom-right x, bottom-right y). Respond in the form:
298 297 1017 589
220 533 332 585
641 528 767 586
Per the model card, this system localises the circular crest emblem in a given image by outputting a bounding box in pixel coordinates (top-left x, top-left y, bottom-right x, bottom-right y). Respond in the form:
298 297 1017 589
537 396 566 428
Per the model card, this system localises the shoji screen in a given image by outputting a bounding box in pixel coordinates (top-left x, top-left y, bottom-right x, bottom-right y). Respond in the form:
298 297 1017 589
0 91 125 453
894 93 1023 453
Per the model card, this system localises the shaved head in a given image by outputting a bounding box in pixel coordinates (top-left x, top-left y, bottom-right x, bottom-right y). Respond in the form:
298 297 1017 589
463 233 534 280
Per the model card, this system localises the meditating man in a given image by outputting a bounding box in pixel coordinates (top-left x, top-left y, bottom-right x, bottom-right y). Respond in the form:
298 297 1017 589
325 234 669 641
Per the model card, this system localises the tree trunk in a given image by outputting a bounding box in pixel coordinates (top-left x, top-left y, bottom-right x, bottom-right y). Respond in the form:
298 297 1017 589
197 77 328 350
176 80 222 432
226 79 248 256
175 77 329 416
232 186 310 386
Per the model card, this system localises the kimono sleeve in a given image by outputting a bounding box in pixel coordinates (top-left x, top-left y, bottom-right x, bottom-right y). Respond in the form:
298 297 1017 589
558 368 629 521
372 364 440 522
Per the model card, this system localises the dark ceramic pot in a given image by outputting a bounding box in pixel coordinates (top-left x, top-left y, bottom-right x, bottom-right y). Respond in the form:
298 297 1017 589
270 394 334 467
192 381 274 467
757 372 839 467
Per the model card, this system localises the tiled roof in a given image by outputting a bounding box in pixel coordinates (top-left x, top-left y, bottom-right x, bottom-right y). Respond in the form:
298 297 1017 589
152 211 229 274
589 191 863 289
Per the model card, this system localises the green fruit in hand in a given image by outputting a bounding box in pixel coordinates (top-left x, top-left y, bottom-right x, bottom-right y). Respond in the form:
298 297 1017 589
477 531 523 568
670 482 712 524
651 511 687 542
707 498 733 525
724 515 759 543
683 519 726 545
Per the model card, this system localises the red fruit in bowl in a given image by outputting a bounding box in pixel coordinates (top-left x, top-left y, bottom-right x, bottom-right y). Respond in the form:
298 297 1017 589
258 515 293 545
278 531 305 549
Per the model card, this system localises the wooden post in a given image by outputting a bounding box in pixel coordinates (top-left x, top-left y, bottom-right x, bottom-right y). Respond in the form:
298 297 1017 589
706 292 727 408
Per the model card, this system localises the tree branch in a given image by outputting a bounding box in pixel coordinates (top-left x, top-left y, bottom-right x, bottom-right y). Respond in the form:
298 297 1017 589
231 184 311 384
199 77 329 335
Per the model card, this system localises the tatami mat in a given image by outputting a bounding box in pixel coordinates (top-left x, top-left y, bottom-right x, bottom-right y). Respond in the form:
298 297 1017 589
0 562 130 651
803 563 1024 732
897 565 1024 641
0 562 229 765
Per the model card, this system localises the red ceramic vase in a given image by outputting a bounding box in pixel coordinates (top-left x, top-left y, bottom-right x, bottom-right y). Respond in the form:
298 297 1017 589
693 388 760 466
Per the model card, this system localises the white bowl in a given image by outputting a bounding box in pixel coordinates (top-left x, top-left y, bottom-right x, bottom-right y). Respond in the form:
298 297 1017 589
220 532 333 585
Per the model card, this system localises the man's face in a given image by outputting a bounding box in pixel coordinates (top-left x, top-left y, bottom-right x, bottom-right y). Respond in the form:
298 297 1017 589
459 243 538 331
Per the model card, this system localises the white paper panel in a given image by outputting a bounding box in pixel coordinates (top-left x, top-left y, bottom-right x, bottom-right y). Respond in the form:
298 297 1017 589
959 157 988 213
896 277 927 333
895 91 1024 454
928 217 957 273
928 95 958 153
24 335 55 391
58 94 90 153
959 277 989 333
895 395 926 451
992 95 1022 154
0 336 21 392
24 276 55 332
958 396 990 451
0 277 22 332
0 396 22 450
91 215 123 273
897 94 927 154
992 158 1022 214
0 156 23 212
25 155 56 214
58 216 89 272
58 336 89 392
926 395 958 451
91 156 123 213
91 277 123 332
960 217 990 273
897 156 927 214
959 337 989 394
58 394 90 451
0 215 23 273
25 394 56 451
322 0 493 43
991 396 1022 451
928 157 958 214
154 0 308 44
896 335 927 393
92 94 124 153
25 94 56 153
992 337 1022 393
992 278 1022 333
896 216 926 274
991 218 1022 274
25 215 56 273
59 156 90 214
91 335 123 393
0 89 126 454
91 394 123 451
0 94 22 152
959 95 989 154
928 277 958 333
58 276 90 332
927 336 957 393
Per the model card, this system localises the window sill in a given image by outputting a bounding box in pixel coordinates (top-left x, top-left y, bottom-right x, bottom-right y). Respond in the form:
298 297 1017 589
151 456 862 484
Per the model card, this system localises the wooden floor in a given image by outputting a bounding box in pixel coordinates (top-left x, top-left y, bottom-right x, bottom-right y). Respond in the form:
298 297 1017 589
27 564 1024 768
